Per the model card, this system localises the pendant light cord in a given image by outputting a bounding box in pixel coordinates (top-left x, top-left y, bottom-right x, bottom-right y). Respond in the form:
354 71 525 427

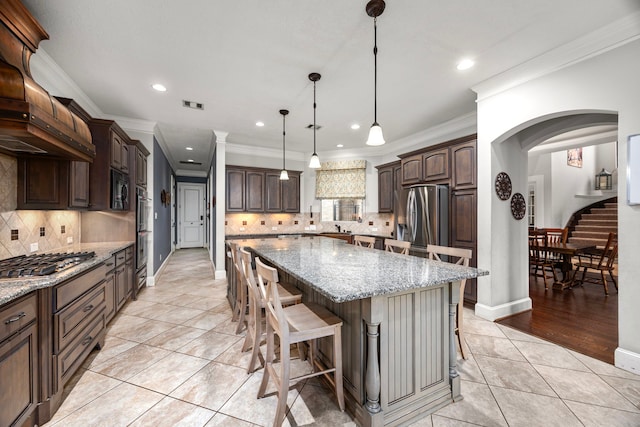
282 113 286 170
373 16 378 124
313 81 317 153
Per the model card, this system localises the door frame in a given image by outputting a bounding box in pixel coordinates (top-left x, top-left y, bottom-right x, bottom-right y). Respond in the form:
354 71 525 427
176 182 206 249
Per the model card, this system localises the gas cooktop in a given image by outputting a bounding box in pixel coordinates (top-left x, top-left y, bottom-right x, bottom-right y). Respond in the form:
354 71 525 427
0 251 96 279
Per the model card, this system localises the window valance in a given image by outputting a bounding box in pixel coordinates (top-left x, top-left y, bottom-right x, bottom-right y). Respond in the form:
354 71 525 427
315 160 366 199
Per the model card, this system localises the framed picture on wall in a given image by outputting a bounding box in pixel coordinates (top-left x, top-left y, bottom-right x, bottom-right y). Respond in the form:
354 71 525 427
567 148 583 168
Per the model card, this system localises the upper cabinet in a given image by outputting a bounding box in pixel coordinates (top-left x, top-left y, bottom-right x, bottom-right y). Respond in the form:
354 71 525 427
422 148 449 182
226 166 301 213
133 141 149 189
375 161 400 213
400 154 422 186
451 139 476 190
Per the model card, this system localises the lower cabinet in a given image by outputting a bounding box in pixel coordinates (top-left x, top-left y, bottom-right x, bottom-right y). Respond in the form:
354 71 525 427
0 294 38 427
114 246 134 311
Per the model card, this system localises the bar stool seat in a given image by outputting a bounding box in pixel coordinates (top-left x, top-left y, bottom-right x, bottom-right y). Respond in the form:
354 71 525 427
384 238 410 255
255 257 344 427
354 235 376 248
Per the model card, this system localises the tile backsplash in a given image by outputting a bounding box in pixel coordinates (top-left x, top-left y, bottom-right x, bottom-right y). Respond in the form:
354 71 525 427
0 153 80 259
225 212 394 236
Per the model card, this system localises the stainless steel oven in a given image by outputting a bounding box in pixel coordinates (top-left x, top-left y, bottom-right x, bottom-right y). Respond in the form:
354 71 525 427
136 187 149 232
137 230 148 270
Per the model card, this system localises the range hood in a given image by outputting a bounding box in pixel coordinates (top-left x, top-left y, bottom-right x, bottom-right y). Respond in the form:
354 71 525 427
0 0 95 161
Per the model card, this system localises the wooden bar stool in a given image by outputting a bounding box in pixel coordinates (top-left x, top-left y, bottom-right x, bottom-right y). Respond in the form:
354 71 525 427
354 235 376 248
255 257 344 427
427 244 472 360
239 248 302 373
384 238 410 255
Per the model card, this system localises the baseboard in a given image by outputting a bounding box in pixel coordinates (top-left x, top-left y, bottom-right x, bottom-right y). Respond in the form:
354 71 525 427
614 347 640 376
214 269 227 280
475 297 532 321
151 251 173 286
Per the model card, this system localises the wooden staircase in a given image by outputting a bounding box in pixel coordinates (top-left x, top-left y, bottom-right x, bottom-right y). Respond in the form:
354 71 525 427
568 202 617 249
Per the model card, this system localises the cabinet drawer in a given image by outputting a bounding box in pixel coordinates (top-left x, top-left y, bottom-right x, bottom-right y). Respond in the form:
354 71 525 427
53 264 106 311
54 283 106 353
115 249 126 267
125 245 134 261
0 293 37 343
104 255 116 273
55 309 105 386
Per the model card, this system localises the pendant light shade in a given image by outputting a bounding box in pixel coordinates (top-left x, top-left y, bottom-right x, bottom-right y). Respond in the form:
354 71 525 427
365 0 386 146
279 109 289 180
308 72 322 169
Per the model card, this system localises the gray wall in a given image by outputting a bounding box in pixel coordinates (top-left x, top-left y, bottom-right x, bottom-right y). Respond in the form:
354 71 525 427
153 136 173 273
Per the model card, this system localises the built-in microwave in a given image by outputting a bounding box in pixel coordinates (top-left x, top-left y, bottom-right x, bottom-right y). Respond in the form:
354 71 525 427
111 169 129 210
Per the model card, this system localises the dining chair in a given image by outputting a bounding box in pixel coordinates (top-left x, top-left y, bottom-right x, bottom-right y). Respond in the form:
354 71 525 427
384 238 410 255
255 257 344 426
353 235 376 248
576 232 618 295
426 244 472 360
528 230 557 290
542 227 568 272
239 248 302 373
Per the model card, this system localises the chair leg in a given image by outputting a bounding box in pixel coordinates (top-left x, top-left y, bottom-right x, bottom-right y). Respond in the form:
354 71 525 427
333 327 345 411
247 314 263 374
601 271 609 295
456 308 468 360
609 270 618 291
257 322 274 399
273 339 291 427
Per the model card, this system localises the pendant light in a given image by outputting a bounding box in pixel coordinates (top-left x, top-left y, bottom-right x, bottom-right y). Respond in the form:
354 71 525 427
308 72 322 169
365 0 386 146
279 109 289 180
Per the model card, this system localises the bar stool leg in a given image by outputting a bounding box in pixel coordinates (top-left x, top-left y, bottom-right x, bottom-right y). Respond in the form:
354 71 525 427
334 327 345 411
274 339 291 426
258 322 274 399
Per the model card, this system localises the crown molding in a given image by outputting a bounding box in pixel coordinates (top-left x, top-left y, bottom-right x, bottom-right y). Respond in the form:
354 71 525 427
104 114 156 134
174 169 208 178
473 11 640 101
29 48 104 118
226 142 306 162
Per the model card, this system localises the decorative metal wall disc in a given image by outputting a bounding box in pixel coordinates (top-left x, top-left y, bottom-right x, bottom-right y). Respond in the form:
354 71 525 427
511 193 526 220
495 172 512 200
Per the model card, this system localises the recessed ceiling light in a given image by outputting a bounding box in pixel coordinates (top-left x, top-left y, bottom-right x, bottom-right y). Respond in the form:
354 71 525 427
187 159 194 163
337 144 344 148
151 83 167 92
350 124 360 130
456 59 475 71
256 121 265 127
185 147 193 151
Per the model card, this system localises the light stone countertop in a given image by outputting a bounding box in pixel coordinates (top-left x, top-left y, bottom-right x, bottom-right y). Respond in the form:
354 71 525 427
230 236 488 303
0 241 134 306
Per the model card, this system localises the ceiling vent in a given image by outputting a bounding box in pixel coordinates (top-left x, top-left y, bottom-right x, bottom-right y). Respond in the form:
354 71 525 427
183 100 204 110
306 124 322 130
179 160 202 165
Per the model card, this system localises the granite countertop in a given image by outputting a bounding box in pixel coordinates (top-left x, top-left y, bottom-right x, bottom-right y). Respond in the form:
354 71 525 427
230 236 488 303
226 231 393 240
0 241 134 306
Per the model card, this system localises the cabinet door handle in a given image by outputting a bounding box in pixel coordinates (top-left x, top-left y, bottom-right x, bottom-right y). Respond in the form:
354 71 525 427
81 335 93 346
83 304 94 313
4 311 26 324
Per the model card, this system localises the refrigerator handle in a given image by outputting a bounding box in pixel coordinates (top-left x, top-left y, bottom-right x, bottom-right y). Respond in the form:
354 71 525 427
408 190 417 243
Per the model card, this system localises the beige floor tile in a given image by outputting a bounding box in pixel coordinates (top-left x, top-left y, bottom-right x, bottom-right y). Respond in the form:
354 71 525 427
165 293 210 308
464 333 527 362
46 371 121 421
184 296 229 311
490 385 582 427
127 351 209 394
204 413 257 426
455 354 486 384
464 315 507 338
119 299 160 316
140 303 205 324
186 310 234 330
219 370 303 426
434 380 508 426
496 324 550 344
565 400 640 427
178 329 241 360
107 316 176 343
170 361 250 411
143 324 207 351
287 382 355 426
474 354 556 396
214 338 261 371
48 382 163 427
105 313 150 335
91 343 172 381
129 396 215 427
569 349 640 380
81 335 138 369
430 415 479 426
214 318 246 336
534 364 640 412
136 289 184 303
406 413 434 426
600 374 640 408
512 340 590 372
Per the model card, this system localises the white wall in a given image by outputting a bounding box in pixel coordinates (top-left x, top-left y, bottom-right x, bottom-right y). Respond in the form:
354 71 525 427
477 38 640 374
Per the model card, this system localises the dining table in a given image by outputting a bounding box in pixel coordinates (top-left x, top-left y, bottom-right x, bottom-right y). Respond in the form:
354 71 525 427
542 241 597 289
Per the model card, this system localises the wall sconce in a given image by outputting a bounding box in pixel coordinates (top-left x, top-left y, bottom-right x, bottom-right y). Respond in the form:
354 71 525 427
595 168 612 190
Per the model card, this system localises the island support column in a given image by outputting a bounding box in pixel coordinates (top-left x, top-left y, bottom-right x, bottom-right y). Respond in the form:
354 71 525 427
449 281 462 401
362 296 384 427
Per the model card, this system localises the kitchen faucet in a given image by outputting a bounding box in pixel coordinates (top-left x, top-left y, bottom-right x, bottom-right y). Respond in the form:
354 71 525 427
335 224 341 233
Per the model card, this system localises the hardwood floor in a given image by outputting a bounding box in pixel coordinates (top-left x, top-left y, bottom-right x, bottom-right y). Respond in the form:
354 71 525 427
496 271 618 364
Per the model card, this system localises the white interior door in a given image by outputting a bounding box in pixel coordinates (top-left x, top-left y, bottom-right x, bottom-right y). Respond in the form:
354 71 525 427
178 183 205 248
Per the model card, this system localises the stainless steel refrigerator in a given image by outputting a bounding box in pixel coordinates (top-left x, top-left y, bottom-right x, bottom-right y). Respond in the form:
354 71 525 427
395 185 449 256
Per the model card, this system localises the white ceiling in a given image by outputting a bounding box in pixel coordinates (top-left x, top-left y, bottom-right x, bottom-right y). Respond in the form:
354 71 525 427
22 0 640 173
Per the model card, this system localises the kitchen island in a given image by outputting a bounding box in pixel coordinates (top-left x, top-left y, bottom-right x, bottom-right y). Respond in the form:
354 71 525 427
229 236 488 427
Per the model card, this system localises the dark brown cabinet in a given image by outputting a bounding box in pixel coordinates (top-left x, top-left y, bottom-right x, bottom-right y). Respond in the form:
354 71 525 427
114 247 133 311
451 189 477 302
226 166 301 213
400 154 423 186
376 161 400 213
109 131 129 174
451 139 476 190
423 148 449 182
133 141 149 188
0 293 38 427
17 157 90 210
